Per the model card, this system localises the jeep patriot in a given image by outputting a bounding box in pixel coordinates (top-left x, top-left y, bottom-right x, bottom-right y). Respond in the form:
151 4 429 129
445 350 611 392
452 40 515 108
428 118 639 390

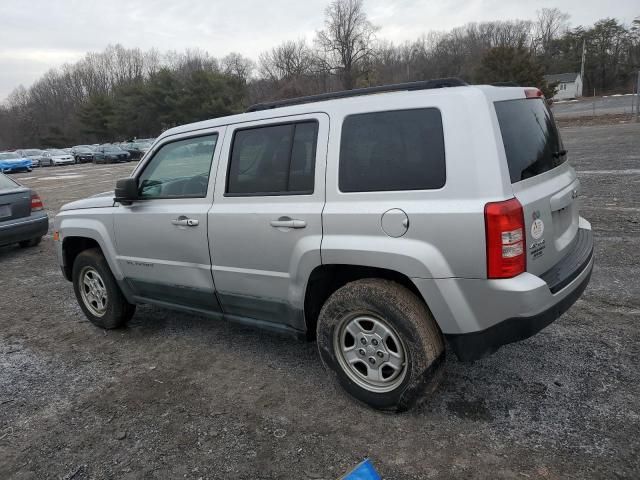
54 79 593 411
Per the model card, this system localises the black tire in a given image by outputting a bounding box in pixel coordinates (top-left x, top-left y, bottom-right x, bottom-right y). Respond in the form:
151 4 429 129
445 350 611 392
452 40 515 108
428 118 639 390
19 237 41 248
72 248 135 329
317 279 445 412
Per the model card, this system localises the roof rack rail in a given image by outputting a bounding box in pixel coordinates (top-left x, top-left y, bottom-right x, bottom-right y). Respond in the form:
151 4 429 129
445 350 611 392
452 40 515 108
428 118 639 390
246 77 468 112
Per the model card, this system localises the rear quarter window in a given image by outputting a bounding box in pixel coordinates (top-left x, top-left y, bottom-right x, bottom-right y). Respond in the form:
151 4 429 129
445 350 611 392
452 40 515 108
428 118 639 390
339 108 446 192
495 98 566 183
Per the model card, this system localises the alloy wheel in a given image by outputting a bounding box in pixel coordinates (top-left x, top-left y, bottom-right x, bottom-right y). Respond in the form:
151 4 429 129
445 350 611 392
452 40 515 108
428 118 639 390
333 312 408 393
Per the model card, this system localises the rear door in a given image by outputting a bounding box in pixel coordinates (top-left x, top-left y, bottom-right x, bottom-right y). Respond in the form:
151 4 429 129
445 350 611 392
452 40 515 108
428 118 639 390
494 96 580 275
208 114 328 331
0 174 31 222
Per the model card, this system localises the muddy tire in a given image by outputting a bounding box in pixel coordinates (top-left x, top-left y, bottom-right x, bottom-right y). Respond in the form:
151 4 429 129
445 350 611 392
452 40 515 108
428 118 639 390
72 248 135 329
317 279 445 412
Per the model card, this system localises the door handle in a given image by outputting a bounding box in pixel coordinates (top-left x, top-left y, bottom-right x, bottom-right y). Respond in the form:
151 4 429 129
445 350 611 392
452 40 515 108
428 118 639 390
270 217 306 229
171 216 199 227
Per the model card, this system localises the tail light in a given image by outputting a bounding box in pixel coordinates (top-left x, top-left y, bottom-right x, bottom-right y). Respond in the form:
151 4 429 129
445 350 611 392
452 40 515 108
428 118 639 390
31 193 44 211
485 198 526 279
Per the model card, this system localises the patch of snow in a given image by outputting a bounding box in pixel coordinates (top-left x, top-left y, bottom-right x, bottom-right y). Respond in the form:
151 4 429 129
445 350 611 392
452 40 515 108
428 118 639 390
38 174 86 181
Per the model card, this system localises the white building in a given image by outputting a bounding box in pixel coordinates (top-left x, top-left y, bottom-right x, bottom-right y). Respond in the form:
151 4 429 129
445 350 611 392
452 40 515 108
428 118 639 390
544 72 583 101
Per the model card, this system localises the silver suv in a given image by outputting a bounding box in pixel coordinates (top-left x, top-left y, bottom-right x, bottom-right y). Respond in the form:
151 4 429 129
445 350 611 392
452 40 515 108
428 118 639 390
54 80 593 411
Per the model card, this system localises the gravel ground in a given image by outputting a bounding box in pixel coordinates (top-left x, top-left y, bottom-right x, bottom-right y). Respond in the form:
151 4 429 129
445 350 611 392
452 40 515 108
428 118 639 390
1 123 639 479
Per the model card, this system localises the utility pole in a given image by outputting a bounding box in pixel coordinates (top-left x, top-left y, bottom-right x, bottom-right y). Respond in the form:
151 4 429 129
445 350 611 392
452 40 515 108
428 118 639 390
580 38 586 98
636 70 640 123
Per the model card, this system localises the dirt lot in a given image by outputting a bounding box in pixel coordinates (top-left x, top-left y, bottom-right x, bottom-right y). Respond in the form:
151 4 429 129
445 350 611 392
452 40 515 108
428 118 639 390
1 124 639 479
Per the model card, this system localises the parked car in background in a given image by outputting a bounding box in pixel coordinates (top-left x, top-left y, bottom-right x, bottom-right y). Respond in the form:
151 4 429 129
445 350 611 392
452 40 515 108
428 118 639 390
0 172 48 248
120 141 152 160
94 144 130 164
17 149 46 168
42 149 75 166
0 152 32 173
72 145 104 164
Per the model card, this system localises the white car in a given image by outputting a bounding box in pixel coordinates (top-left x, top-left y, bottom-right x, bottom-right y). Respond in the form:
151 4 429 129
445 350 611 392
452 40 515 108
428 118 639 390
43 149 75 166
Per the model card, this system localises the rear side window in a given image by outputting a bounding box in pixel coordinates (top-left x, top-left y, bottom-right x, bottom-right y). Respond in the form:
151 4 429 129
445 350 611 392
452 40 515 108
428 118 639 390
495 98 566 183
339 108 445 192
226 121 318 196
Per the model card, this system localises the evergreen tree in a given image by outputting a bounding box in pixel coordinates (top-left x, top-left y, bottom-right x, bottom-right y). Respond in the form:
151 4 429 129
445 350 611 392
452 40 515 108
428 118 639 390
476 46 555 98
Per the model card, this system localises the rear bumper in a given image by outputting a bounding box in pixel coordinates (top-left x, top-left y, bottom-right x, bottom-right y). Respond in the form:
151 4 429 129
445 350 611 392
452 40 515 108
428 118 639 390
446 257 592 360
0 212 49 247
413 219 594 361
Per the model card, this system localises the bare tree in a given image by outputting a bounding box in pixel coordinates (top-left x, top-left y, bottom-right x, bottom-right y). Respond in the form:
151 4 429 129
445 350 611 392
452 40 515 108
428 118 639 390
259 40 315 82
533 8 570 58
165 48 219 76
315 0 378 89
221 52 255 84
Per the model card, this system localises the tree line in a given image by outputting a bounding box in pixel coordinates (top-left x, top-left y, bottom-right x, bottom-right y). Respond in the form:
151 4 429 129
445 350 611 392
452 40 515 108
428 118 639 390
1 0 638 149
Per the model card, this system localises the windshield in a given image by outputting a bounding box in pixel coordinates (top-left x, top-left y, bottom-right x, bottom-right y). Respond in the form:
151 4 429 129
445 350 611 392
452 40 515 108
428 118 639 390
23 149 43 156
0 152 21 160
48 149 67 155
494 98 566 183
75 146 93 153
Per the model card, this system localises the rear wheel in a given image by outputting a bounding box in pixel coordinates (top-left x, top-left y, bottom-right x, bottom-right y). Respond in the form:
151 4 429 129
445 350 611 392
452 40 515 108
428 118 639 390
72 248 135 329
317 279 445 412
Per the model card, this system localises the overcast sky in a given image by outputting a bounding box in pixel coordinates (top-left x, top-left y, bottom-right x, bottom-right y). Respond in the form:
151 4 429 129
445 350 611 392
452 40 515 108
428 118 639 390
1 0 638 100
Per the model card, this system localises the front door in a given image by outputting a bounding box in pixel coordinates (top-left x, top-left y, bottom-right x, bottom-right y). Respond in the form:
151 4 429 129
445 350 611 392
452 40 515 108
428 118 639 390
209 114 328 331
113 129 224 312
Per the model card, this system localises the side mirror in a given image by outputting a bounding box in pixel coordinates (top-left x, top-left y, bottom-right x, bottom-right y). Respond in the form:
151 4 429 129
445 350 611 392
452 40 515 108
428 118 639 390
114 177 138 205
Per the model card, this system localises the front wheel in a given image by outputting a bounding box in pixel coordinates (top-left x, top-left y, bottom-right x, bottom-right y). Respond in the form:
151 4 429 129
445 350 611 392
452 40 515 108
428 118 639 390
317 279 445 412
72 248 135 329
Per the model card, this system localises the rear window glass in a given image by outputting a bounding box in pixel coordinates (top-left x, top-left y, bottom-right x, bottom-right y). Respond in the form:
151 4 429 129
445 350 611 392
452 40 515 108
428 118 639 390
494 98 566 183
339 108 445 192
0 173 18 191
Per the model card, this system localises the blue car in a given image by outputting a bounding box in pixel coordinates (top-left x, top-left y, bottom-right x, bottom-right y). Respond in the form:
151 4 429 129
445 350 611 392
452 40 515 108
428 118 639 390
0 152 32 173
